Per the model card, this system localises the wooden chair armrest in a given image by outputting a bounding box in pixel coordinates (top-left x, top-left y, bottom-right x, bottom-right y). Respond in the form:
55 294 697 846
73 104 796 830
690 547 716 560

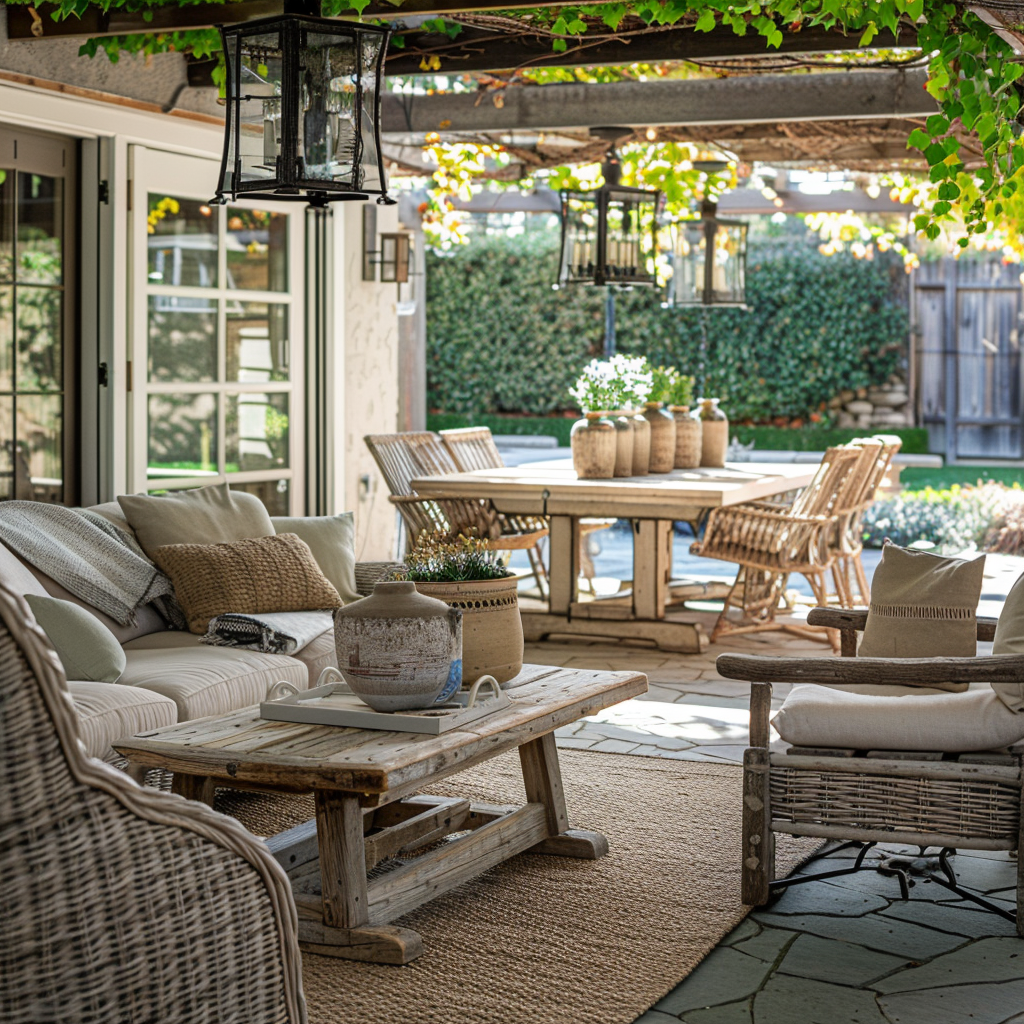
749 682 773 750
805 607 999 642
718 652 1024 686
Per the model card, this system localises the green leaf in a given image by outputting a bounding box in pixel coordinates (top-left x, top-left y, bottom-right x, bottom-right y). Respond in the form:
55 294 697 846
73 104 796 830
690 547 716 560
859 22 878 46
907 127 930 150
695 9 717 32
552 37 567 51
926 114 950 136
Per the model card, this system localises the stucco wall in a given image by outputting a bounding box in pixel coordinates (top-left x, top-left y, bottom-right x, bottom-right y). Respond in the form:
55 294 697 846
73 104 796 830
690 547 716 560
337 203 402 562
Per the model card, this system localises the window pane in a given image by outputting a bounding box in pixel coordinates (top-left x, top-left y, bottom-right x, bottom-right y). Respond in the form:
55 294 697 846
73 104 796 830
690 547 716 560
225 392 288 472
0 286 12 393
0 395 11 500
148 295 217 383
226 208 287 292
226 301 289 382
18 173 62 285
230 478 289 516
17 285 61 391
16 394 62 503
147 195 218 288
147 393 218 478
0 170 13 282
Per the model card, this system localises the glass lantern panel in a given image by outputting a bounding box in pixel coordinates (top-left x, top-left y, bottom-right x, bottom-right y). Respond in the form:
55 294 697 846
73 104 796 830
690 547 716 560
605 187 658 284
710 222 747 304
671 220 707 305
299 31 360 185
356 35 385 193
560 192 599 284
228 29 284 192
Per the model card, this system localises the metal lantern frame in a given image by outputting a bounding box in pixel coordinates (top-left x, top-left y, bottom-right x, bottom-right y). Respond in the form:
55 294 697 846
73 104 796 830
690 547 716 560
557 180 663 288
665 199 749 307
215 8 391 207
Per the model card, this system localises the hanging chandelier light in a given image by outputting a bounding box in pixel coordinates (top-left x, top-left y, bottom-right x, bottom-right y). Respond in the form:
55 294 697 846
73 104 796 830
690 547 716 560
664 197 748 308
214 1 392 207
556 129 663 288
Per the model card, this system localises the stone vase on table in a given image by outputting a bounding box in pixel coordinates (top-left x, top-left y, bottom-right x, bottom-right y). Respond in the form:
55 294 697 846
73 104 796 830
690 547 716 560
670 405 702 469
571 412 617 480
643 401 677 473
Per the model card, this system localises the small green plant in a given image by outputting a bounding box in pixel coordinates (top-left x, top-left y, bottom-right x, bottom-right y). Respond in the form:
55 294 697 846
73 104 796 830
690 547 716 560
664 372 695 409
648 365 679 405
399 532 514 583
568 358 617 413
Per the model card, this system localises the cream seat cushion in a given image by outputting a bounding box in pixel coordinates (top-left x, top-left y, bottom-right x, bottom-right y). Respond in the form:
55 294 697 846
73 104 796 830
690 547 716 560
991 570 1024 712
68 680 177 763
772 683 1024 753
291 625 337 684
121 631 307 720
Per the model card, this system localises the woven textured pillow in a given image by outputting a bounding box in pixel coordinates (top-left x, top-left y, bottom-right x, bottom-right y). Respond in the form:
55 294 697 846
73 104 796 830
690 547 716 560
858 543 985 691
153 533 342 634
991 570 1024 712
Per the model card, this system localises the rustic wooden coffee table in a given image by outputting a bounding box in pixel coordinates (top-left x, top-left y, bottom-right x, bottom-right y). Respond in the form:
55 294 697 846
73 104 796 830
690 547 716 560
115 664 647 964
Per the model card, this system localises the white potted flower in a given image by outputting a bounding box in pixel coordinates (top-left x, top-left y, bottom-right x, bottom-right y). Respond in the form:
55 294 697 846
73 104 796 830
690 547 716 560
608 354 654 476
568 359 617 479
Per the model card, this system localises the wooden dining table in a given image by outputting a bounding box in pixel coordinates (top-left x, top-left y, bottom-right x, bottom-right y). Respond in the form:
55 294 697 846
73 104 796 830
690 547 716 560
411 459 817 654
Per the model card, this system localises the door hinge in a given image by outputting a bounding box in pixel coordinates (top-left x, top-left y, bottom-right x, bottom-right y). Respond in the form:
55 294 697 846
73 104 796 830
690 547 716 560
98 361 109 387
98 180 110 205
126 360 132 393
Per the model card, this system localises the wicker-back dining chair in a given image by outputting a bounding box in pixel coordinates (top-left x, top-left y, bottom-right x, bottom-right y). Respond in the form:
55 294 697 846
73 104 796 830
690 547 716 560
690 444 865 644
0 583 307 1024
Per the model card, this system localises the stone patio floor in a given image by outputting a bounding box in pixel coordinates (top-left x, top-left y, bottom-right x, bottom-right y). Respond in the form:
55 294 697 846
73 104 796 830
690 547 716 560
530 557 1024 1024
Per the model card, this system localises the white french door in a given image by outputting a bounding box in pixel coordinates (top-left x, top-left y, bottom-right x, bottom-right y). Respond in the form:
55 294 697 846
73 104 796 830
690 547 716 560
128 146 305 514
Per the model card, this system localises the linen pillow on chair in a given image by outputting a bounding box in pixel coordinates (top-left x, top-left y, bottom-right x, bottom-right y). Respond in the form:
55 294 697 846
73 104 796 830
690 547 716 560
991 570 1024 712
153 533 343 634
858 542 985 689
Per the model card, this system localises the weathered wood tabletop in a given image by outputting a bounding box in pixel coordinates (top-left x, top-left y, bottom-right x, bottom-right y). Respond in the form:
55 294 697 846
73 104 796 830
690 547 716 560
116 664 648 964
412 460 817 652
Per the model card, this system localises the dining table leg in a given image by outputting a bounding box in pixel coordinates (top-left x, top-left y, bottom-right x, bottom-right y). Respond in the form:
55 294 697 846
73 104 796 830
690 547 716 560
546 514 581 615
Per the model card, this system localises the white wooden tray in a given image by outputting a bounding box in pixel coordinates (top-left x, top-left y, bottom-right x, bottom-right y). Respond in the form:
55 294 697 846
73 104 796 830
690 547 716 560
260 671 511 735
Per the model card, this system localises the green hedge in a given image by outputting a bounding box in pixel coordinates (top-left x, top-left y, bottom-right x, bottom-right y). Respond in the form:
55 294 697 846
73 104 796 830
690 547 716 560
426 233 909 423
426 412 929 454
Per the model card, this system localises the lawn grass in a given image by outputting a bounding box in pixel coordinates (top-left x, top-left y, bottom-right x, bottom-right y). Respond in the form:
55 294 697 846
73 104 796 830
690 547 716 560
900 465 1024 490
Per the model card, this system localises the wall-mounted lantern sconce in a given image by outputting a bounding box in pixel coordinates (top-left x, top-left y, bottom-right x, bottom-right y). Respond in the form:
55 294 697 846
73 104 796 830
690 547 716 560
362 205 412 283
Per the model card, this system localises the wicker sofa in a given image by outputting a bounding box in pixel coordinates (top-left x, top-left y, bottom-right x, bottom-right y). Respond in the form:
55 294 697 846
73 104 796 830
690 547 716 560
0 582 307 1023
0 500 396 764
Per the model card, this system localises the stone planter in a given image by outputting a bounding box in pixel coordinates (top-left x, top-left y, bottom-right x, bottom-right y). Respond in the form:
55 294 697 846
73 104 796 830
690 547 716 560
670 406 702 469
334 581 462 711
570 412 616 480
413 575 524 686
643 402 676 473
611 411 634 478
696 398 729 468
630 411 651 476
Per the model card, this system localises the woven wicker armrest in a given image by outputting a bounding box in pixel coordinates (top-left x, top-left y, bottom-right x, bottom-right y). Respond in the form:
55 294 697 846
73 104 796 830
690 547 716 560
806 606 999 642
354 561 406 596
717 651 1024 686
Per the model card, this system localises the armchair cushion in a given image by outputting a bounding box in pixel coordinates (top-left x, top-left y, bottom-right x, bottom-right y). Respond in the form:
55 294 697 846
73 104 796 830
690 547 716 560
992 570 1024 712
858 543 985 681
773 682 1024 753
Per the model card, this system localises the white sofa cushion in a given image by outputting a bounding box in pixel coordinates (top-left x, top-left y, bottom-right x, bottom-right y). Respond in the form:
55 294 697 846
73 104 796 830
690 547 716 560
991 570 1024 712
289 626 337 684
69 680 176 762
272 513 360 604
121 631 307 720
772 683 1024 753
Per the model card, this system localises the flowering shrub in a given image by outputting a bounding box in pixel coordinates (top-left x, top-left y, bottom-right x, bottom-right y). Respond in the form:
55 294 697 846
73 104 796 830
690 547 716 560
568 359 618 413
863 483 1024 554
606 354 653 410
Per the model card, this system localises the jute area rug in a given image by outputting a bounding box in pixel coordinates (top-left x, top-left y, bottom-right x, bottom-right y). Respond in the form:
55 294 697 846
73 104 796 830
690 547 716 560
218 750 818 1024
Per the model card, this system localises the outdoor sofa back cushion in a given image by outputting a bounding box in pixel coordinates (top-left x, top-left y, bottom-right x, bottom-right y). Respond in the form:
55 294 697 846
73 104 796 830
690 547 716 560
271 512 360 604
153 533 343 634
991 570 1024 712
0 543 50 599
25 594 127 683
118 483 275 562
858 542 985 687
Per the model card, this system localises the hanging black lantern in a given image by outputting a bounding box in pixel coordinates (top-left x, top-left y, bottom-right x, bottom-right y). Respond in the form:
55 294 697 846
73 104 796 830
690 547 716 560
665 199 748 307
557 138 662 287
215 3 391 207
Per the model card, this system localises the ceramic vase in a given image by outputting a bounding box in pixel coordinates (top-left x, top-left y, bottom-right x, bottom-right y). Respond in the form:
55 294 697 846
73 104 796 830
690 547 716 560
413 576 524 686
570 412 616 480
630 411 651 476
334 581 462 711
643 402 676 473
695 397 729 468
670 406 702 469
612 411 634 477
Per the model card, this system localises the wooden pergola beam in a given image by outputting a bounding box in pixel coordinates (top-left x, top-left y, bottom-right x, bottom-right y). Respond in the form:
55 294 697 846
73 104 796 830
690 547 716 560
381 69 936 135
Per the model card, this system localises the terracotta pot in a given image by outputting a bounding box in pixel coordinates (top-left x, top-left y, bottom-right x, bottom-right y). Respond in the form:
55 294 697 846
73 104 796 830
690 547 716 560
334 581 462 711
643 402 676 473
570 412 616 480
413 576 524 686
670 406 702 469
611 411 634 477
630 411 651 476
695 397 729 468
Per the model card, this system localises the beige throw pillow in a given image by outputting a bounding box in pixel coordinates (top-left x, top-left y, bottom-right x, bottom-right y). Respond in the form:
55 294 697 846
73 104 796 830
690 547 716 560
858 543 985 691
991 570 1024 712
118 483 274 561
271 512 360 604
153 533 343 634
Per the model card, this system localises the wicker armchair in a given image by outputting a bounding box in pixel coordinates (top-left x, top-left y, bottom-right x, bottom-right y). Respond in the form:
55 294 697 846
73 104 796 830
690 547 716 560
0 583 307 1023
719 607 1023 937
